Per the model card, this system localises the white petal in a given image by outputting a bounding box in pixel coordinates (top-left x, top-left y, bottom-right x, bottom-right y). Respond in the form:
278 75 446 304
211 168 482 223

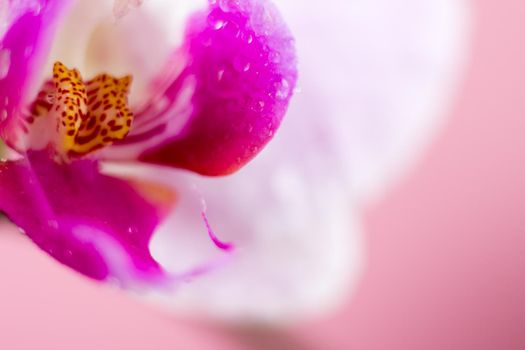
147 165 363 322
276 0 471 203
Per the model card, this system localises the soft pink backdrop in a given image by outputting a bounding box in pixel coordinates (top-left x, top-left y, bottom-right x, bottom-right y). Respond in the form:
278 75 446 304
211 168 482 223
1 0 524 349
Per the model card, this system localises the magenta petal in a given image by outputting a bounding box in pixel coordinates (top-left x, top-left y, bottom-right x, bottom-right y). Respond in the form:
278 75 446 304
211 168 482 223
0 151 164 284
138 0 297 175
0 0 70 142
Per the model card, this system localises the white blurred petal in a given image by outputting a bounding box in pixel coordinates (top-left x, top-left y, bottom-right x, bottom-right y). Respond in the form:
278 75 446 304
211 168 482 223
277 0 470 203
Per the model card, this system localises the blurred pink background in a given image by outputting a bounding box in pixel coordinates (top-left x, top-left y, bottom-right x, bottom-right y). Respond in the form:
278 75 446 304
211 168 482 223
1 0 524 349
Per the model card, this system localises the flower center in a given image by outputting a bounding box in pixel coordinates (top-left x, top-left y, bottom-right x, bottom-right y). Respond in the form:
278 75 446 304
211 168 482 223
23 61 134 160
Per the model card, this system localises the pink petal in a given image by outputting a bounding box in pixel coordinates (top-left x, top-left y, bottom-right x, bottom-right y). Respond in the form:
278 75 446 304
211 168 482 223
112 0 297 176
0 0 71 144
0 151 166 284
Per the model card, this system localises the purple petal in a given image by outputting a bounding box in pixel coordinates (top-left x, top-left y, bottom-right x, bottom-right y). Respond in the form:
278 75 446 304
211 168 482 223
0 0 71 143
0 151 165 284
122 0 297 175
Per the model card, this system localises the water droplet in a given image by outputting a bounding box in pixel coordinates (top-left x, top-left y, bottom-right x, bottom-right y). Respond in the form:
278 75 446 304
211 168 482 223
0 109 7 122
216 68 225 81
219 0 241 12
47 220 59 229
208 14 226 30
0 49 11 79
242 32 254 44
223 20 240 37
247 124 254 133
251 100 265 112
269 51 281 64
275 79 290 100
233 55 251 72
215 20 227 30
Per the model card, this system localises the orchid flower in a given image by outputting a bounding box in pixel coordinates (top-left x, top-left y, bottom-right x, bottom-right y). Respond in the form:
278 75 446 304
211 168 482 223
0 0 297 286
143 0 469 322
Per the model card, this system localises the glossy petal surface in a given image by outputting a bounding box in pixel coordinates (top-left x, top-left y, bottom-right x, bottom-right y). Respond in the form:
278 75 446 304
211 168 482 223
136 0 297 175
0 151 164 284
144 0 469 321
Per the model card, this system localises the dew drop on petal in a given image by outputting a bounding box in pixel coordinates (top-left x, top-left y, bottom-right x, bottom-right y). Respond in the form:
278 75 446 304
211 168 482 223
0 48 11 80
251 100 265 112
219 0 241 12
216 68 225 82
274 78 290 100
208 13 227 30
233 55 251 72
215 20 226 30
242 31 254 44
269 51 281 64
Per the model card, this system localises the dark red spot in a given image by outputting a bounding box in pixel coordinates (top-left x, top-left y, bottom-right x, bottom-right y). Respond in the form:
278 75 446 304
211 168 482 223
87 88 99 96
86 116 97 130
91 101 102 110
75 125 101 145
